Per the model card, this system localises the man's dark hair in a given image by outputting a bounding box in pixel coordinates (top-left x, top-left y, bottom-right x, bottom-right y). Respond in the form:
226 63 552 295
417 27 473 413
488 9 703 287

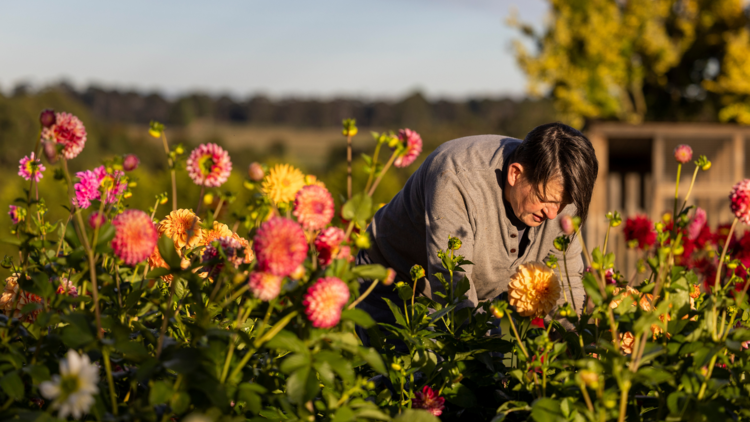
511 122 599 224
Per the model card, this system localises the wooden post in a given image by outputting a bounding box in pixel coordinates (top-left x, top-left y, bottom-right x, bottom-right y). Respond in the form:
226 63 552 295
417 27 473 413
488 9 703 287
651 133 665 219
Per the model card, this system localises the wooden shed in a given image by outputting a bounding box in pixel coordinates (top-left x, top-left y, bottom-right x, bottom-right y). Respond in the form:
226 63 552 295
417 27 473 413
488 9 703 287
585 122 750 273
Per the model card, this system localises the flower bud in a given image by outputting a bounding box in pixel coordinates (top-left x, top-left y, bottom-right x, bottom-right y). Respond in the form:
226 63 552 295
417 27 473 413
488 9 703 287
248 162 265 182
42 140 58 163
410 264 426 281
123 154 140 171
39 109 56 128
491 305 504 319
560 215 575 235
579 370 599 389
383 268 396 286
674 144 693 164
289 265 306 280
203 193 214 205
701 161 712 171
448 236 462 251
354 232 371 249
391 363 402 371
88 211 107 229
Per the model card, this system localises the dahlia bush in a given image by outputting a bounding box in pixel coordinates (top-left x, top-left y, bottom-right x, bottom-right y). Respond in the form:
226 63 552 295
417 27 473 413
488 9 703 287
2 111 750 422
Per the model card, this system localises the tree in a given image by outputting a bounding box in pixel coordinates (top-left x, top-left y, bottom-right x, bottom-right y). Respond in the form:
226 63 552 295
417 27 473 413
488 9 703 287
511 0 750 127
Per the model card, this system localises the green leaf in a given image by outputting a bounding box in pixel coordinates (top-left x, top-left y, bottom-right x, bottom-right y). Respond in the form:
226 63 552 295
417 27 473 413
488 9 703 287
280 353 310 374
358 347 387 375
0 371 24 400
332 406 355 422
149 380 173 405
340 309 376 328
22 364 50 384
170 391 190 414
382 298 408 327
286 366 319 404
582 273 602 305
237 382 266 414
443 382 477 408
393 409 441 422
351 264 388 281
157 236 181 269
530 398 563 422
264 329 306 353
146 268 172 279
342 192 373 228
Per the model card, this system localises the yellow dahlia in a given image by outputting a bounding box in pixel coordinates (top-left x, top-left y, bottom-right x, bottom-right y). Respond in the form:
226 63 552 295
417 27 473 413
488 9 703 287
508 262 561 318
201 221 253 263
158 209 204 249
261 164 306 205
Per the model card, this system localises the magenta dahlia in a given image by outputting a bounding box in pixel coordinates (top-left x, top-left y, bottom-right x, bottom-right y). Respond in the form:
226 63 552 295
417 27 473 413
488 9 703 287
186 143 232 187
56 277 79 297
393 128 422 168
730 179 750 225
73 166 127 209
41 112 87 160
248 271 283 301
202 236 245 276
253 217 308 276
303 276 350 328
111 210 159 266
8 205 23 225
293 185 335 231
687 207 707 241
18 152 45 182
412 385 445 416
123 154 140 171
314 227 347 266
88 211 107 229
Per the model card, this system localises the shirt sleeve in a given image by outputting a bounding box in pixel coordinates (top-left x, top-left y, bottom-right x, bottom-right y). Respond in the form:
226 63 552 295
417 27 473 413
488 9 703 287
422 170 478 308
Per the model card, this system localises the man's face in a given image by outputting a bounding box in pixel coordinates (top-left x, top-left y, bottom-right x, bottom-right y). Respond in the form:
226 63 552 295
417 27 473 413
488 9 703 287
505 163 568 227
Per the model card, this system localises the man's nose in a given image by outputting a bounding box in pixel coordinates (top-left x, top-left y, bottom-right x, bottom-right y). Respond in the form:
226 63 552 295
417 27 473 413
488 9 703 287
544 204 559 220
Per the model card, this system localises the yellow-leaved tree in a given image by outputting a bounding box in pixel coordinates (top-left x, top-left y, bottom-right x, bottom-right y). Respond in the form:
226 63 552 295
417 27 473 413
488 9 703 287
511 0 750 127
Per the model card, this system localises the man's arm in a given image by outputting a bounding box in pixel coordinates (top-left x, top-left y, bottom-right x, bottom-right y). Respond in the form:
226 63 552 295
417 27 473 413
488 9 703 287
423 170 478 307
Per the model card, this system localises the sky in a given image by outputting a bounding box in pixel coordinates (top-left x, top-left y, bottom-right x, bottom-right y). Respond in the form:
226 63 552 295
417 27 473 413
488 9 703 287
0 0 547 99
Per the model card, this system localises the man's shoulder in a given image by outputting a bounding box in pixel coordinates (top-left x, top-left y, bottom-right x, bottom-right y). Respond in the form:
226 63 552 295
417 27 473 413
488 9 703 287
428 135 522 173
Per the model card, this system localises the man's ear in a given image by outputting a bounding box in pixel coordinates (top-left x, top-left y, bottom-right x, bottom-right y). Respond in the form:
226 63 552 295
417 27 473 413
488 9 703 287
507 163 524 187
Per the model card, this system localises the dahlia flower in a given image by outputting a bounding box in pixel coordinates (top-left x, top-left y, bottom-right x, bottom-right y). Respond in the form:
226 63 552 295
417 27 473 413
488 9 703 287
314 227 347 266
253 218 308 276
18 152 45 182
88 211 106 229
674 144 693 164
293 185 335 231
202 221 233 245
730 179 750 225
623 215 657 249
41 112 87 160
384 268 396 286
0 274 42 322
412 385 445 416
123 154 140 171
393 128 422 168
619 331 635 354
39 109 56 128
508 262 561 318
687 207 707 241
73 166 127 209
186 143 232 187
261 164 306 204
56 277 78 297
248 271 283 301
8 205 24 225
39 349 99 420
248 162 264 181
202 236 245 276
148 243 173 283
303 276 350 328
158 209 204 250
560 214 575 235
112 210 159 266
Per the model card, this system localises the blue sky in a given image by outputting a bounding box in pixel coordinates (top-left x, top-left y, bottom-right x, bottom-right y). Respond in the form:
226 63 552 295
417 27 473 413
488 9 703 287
0 0 547 99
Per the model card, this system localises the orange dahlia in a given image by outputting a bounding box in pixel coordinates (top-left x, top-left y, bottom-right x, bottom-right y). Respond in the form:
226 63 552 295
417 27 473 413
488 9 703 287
112 210 159 266
508 262 561 318
158 209 204 250
1 274 42 322
293 185 335 231
253 217 308 276
248 271 283 301
619 331 635 354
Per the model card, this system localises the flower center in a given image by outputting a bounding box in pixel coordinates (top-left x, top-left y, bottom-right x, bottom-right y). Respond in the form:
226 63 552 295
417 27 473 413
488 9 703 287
59 374 81 400
199 155 215 176
282 178 291 187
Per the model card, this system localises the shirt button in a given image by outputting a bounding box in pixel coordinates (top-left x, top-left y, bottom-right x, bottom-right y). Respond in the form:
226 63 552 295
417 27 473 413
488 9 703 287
510 248 517 253
510 234 517 238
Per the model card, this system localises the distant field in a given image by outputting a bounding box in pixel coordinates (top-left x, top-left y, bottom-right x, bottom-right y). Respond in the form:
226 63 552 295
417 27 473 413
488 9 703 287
127 121 380 169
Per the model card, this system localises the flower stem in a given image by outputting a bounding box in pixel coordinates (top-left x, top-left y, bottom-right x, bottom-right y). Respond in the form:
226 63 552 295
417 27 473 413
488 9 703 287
562 250 578 313
102 347 118 415
160 132 177 212
680 166 701 212
617 382 630 422
697 354 718 400
195 186 205 216
156 275 180 357
715 217 738 290
603 224 611 255
213 198 225 220
348 279 380 310
506 313 528 359
346 135 353 199
367 151 397 197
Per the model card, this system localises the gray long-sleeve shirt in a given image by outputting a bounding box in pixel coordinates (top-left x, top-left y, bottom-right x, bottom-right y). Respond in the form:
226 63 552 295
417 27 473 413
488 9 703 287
358 135 585 323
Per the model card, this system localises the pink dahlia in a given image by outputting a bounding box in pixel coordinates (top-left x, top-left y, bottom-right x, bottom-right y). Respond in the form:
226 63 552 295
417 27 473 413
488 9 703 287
314 227 347 266
41 112 87 160
302 276 350 328
56 277 78 297
623 215 656 249
18 152 46 182
674 144 693 164
412 385 445 416
293 185 335 231
248 271 283 301
186 143 232 187
560 214 575 235
687 207 707 241
123 154 140 171
8 205 23 225
111 210 159 266
730 179 750 225
248 162 264 181
73 166 127 209
393 128 422 168
202 236 245 276
88 211 107 229
253 217 308 276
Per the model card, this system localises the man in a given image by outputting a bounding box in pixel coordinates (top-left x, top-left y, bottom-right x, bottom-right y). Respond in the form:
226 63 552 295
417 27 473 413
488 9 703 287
357 122 598 329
